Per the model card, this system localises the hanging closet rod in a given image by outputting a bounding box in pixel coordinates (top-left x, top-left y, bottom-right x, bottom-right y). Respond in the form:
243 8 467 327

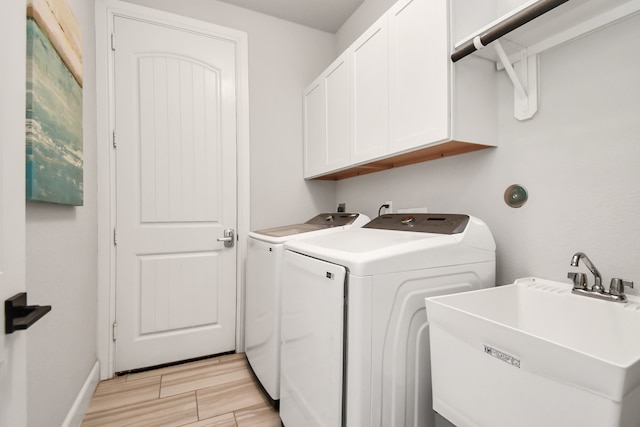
451 0 570 62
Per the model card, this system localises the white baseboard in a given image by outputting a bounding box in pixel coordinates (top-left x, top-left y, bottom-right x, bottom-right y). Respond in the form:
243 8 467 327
61 360 100 427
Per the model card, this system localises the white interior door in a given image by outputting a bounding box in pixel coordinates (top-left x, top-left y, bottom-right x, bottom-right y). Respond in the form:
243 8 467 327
0 0 27 422
113 15 238 372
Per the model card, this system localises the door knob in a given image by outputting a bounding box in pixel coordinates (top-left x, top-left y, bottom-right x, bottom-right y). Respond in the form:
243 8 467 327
217 229 235 248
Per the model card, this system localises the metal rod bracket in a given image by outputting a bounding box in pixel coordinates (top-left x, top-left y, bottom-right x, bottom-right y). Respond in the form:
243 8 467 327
492 40 538 120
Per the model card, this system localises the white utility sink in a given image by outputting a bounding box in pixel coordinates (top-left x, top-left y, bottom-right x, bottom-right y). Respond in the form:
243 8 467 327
425 277 640 427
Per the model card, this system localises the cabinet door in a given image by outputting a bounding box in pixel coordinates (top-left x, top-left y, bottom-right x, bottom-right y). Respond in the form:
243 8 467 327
303 54 351 178
351 15 389 164
303 77 326 178
325 54 351 172
389 0 449 153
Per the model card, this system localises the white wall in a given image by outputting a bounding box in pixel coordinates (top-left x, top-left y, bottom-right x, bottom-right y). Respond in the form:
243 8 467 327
335 13 640 290
124 0 339 229
336 0 397 53
25 0 99 425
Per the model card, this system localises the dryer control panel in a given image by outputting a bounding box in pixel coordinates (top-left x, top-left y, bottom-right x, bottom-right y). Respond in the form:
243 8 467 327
364 213 469 234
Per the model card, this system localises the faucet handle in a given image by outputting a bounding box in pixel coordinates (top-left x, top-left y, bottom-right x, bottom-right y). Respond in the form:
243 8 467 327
610 278 634 297
568 272 587 290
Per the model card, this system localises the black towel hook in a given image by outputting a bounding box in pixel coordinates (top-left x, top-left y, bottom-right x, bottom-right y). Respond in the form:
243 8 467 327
5 292 51 334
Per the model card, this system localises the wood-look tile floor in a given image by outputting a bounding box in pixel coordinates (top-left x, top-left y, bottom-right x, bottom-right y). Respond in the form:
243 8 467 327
81 353 282 427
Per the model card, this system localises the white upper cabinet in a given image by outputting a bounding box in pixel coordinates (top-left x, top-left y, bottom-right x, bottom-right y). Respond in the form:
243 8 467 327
351 15 389 165
303 77 326 178
388 0 449 153
304 53 351 178
304 0 498 180
325 54 351 172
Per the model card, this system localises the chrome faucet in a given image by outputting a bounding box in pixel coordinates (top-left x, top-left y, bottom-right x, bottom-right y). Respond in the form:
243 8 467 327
570 252 604 292
568 252 634 303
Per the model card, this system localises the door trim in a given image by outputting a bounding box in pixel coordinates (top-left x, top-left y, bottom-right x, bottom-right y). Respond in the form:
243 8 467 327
0 0 27 423
95 0 250 379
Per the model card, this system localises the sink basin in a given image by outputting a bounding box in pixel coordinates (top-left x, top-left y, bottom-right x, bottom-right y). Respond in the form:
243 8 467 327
425 277 640 427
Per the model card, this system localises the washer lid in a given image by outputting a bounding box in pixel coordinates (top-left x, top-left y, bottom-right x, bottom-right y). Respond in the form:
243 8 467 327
251 223 326 238
250 213 369 240
284 215 496 276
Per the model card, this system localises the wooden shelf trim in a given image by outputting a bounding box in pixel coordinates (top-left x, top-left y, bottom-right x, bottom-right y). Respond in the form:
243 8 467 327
310 141 494 181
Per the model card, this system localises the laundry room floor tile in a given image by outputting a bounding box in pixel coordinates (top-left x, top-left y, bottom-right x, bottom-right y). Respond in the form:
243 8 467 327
160 357 253 398
181 412 237 427
85 374 161 414
81 353 279 427
196 376 268 419
82 391 198 427
235 402 282 427
126 356 222 382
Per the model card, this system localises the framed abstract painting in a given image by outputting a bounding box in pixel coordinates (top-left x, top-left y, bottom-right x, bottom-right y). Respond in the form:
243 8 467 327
26 0 83 206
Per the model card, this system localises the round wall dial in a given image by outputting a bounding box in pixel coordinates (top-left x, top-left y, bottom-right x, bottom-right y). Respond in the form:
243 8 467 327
504 184 528 208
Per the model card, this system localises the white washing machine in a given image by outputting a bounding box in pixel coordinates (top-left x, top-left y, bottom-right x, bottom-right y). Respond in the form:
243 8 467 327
280 213 496 427
245 212 370 403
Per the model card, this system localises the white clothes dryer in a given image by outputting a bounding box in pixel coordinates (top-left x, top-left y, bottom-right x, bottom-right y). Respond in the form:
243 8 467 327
245 212 370 403
280 213 496 427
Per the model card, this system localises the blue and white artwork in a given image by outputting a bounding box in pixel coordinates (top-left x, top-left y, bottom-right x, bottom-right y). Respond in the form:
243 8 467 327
25 3 83 206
